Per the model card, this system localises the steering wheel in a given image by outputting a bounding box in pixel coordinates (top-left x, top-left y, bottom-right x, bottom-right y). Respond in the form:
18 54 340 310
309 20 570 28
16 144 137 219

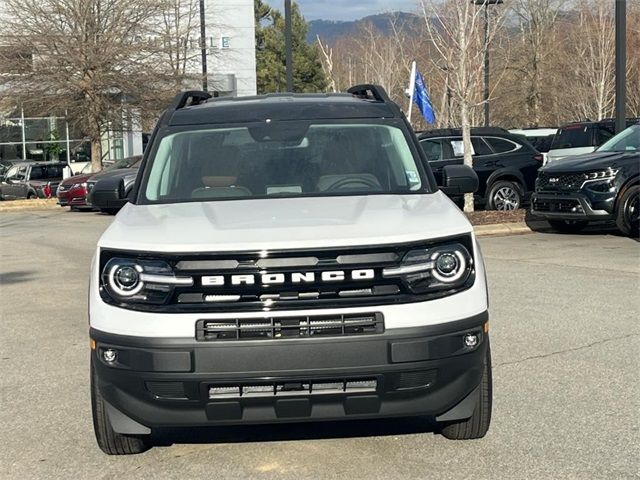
325 177 380 191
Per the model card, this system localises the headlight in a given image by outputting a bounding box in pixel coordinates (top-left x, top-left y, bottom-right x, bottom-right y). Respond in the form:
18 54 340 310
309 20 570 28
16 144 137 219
585 168 618 180
101 257 193 304
382 243 473 294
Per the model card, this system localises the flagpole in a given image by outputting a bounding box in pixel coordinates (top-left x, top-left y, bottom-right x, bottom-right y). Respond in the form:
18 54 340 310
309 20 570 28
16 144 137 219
406 60 417 125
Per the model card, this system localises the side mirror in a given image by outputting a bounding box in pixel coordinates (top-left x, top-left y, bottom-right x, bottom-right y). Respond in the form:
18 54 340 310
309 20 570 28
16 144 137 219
441 165 478 195
88 177 127 209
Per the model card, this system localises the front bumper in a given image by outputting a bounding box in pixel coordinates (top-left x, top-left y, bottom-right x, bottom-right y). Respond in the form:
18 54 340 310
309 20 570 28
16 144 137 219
57 189 87 206
531 190 616 221
91 312 488 431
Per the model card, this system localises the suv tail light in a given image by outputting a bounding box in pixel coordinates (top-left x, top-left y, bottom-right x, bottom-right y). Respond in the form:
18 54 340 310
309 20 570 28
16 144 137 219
533 154 544 162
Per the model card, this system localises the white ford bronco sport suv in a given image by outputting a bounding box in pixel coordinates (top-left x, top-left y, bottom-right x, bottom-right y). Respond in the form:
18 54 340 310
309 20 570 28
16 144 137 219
89 85 491 455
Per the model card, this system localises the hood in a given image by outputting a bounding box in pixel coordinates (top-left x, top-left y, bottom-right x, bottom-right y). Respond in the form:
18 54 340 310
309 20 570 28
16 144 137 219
98 193 472 253
60 173 92 186
90 167 138 182
542 151 638 173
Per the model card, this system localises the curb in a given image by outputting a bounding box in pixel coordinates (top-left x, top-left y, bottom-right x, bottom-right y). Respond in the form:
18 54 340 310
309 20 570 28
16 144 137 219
0 199 59 212
474 221 546 237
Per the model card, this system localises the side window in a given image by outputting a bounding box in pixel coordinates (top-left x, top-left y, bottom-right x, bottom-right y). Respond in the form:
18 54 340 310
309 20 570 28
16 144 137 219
597 126 614 145
46 165 64 179
448 137 468 157
420 139 444 162
485 137 518 154
471 137 493 156
15 166 27 180
30 166 44 180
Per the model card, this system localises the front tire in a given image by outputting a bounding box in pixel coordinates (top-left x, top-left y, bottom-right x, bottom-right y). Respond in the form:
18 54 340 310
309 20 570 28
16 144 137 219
616 185 640 238
439 342 492 440
486 181 522 211
547 219 588 233
91 360 151 455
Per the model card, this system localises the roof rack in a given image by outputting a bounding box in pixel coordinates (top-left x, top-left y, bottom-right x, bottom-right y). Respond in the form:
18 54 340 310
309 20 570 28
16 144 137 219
159 90 212 127
169 90 212 111
347 84 392 103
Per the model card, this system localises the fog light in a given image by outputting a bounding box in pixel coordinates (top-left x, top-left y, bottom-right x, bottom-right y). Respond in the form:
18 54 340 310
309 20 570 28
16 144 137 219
463 333 479 348
103 349 117 363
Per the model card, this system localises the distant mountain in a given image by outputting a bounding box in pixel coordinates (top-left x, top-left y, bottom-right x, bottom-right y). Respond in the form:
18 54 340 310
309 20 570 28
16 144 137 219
308 12 421 44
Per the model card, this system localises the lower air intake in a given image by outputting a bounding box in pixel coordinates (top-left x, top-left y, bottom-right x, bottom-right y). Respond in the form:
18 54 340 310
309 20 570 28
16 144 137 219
209 379 378 399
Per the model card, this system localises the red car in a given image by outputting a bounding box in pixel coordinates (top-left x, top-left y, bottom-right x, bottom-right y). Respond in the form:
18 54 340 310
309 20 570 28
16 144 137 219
57 157 141 210
56 170 93 209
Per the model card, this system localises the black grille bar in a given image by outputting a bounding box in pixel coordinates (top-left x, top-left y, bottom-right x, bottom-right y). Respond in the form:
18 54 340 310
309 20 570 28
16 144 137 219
196 313 384 341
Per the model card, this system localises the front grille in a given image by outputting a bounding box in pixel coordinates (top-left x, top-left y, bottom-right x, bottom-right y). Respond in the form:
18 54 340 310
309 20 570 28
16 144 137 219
537 172 587 191
196 313 384 341
533 198 583 213
209 378 378 399
100 235 476 312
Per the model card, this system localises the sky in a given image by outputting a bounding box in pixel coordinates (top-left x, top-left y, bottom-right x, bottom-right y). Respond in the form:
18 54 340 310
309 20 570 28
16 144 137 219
268 0 418 21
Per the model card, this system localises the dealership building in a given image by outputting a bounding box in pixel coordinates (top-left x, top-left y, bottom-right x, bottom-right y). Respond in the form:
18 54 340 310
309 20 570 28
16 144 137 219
0 0 257 169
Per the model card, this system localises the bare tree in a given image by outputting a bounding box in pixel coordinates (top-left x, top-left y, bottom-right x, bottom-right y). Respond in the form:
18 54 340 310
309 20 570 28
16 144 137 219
624 0 640 117
568 0 616 121
317 36 337 92
420 0 507 212
157 0 201 91
511 0 566 126
0 0 172 171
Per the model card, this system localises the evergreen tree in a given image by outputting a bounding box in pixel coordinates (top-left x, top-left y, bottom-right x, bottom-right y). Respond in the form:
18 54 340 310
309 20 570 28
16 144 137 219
255 0 327 94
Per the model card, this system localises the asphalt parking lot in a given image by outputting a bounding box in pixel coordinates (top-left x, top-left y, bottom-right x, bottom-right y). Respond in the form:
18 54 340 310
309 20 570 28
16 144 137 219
1 209 639 480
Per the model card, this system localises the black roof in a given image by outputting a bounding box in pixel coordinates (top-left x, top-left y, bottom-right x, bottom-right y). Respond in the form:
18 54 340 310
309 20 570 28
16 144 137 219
169 92 398 126
417 127 510 138
164 86 402 127
560 118 640 128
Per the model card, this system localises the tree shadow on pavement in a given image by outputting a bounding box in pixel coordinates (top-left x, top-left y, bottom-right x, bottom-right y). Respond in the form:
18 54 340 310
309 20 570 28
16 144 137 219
0 271 35 285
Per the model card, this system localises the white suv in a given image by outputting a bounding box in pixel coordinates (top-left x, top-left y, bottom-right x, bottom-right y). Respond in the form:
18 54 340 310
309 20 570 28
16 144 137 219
89 86 492 454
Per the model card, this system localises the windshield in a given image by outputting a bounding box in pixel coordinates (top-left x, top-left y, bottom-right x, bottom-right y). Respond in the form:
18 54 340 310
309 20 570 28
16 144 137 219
143 122 425 204
597 125 640 152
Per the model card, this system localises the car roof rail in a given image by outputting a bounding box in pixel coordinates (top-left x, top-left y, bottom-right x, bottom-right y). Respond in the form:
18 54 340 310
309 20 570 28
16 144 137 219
347 84 392 103
159 91 212 127
169 91 212 111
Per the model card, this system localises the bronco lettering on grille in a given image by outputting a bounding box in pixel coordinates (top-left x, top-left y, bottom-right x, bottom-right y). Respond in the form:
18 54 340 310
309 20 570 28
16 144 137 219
201 269 375 287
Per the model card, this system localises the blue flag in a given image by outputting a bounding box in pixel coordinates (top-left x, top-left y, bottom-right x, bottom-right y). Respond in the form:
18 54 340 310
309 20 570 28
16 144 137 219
413 70 436 124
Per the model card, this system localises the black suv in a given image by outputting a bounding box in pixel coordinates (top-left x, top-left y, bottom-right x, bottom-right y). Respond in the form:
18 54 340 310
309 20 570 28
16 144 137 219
532 124 640 237
418 127 542 210
0 161 66 200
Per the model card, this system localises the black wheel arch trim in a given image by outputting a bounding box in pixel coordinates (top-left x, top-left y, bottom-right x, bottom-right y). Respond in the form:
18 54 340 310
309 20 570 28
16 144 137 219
615 174 640 211
485 169 526 196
